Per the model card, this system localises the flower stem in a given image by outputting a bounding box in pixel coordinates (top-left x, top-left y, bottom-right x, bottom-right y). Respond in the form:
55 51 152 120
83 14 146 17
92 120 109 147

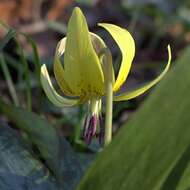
105 76 113 146
103 48 113 147
74 105 84 143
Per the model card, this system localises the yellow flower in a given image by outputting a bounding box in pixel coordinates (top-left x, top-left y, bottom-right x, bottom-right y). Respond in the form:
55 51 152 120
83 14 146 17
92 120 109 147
40 7 171 144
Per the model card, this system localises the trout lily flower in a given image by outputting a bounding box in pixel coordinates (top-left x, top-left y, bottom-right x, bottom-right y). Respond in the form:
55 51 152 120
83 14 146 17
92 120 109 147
40 7 171 145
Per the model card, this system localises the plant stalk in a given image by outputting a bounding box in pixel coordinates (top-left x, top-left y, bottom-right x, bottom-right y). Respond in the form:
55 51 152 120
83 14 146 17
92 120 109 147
103 48 113 147
0 54 20 106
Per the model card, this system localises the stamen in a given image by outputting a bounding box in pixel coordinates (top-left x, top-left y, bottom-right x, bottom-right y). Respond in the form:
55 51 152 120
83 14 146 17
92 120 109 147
83 115 89 137
83 115 97 145
90 116 97 136
84 130 92 145
83 99 103 145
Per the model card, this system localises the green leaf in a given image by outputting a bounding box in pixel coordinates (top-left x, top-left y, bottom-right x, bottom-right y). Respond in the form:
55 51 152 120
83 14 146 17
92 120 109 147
78 46 190 190
0 54 19 106
0 99 86 190
25 36 41 84
0 123 58 190
0 28 16 52
0 98 60 178
16 42 32 111
0 24 41 101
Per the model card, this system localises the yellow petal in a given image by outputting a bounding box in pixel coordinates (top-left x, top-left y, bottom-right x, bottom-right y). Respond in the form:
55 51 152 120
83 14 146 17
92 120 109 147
90 32 115 85
114 45 171 101
90 32 106 55
63 7 104 97
40 64 78 107
54 38 78 97
54 32 114 98
98 23 135 92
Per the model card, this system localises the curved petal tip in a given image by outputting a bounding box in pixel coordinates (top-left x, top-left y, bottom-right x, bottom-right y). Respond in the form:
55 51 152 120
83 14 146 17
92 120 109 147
40 64 78 107
114 45 172 101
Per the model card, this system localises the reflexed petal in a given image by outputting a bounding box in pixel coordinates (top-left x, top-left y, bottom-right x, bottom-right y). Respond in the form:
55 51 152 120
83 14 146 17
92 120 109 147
90 32 106 55
63 7 104 97
54 38 78 97
114 45 171 101
40 64 78 107
91 32 115 85
98 23 135 92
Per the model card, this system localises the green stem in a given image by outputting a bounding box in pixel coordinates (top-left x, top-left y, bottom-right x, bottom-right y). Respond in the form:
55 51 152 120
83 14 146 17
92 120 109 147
17 42 32 111
103 48 113 147
0 54 20 106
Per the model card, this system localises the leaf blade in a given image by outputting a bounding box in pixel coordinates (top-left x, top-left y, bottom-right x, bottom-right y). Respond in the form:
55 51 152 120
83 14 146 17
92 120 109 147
78 46 190 190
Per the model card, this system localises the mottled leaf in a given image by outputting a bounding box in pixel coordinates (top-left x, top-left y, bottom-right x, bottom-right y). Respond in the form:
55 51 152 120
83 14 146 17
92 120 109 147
0 123 58 190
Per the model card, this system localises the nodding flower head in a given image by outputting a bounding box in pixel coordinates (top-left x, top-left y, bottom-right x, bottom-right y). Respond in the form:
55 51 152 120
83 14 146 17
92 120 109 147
40 7 171 145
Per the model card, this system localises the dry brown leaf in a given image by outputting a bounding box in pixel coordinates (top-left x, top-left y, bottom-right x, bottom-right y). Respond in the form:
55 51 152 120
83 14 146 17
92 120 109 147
0 0 18 24
17 0 33 21
47 0 73 21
